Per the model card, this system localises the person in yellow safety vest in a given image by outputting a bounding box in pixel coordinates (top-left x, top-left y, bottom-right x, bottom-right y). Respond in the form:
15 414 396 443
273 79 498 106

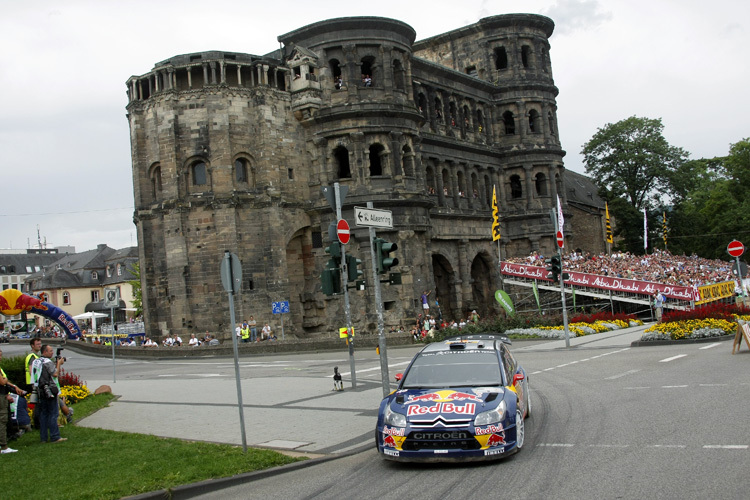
25 338 42 389
241 322 250 343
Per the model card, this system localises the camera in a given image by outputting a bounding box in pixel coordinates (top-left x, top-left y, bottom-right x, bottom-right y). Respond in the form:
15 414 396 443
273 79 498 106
56 347 66 362
42 384 54 399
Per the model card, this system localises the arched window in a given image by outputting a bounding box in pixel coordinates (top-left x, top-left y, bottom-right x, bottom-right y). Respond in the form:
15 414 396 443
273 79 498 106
235 158 249 184
462 105 470 129
62 291 71 305
521 45 531 68
442 169 452 196
117 263 123 276
510 175 523 199
106 266 112 278
150 164 162 200
417 93 428 119
457 171 467 197
425 165 436 195
191 161 207 186
361 56 375 86
393 59 405 91
334 146 351 179
449 102 457 127
369 144 385 176
535 173 547 196
503 111 516 135
529 109 540 133
495 47 508 70
330 59 342 89
476 109 484 133
434 97 443 122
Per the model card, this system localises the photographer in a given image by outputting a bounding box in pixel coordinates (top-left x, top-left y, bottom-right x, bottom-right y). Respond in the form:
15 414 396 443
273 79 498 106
36 345 67 443
1 348 28 454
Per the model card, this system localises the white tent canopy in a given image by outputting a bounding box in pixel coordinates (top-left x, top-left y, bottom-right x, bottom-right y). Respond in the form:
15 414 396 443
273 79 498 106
72 311 109 333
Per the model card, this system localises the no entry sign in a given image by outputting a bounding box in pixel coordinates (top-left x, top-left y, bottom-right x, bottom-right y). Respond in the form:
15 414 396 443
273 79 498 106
337 219 350 245
728 240 745 257
556 231 564 248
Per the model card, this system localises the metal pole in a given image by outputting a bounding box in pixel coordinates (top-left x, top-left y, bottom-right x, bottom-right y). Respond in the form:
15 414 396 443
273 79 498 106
281 313 285 341
736 255 747 297
368 202 390 397
226 252 248 453
553 209 570 348
335 182 356 388
110 306 116 383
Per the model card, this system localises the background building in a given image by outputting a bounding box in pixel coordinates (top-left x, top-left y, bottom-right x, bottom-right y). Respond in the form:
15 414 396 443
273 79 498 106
126 14 606 340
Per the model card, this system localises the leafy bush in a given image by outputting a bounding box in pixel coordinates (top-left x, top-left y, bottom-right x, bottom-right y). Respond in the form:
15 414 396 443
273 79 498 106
0 354 28 387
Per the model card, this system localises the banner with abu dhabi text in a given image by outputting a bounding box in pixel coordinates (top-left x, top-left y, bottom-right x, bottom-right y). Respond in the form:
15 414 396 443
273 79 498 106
500 261 700 302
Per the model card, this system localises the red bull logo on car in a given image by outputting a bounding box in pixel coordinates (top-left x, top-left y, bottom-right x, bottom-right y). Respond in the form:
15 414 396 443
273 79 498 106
406 390 484 405
475 424 505 436
407 402 476 416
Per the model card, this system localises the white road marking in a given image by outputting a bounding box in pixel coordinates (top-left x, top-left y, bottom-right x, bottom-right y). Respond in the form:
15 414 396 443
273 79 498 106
530 371 542 375
338 361 410 377
699 383 728 387
589 444 629 448
662 385 689 389
659 354 687 363
537 443 575 447
649 445 686 449
624 386 651 390
605 369 640 380
699 343 721 350
703 445 748 450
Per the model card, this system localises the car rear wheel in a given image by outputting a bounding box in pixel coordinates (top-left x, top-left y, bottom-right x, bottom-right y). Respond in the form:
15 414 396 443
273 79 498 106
515 408 525 449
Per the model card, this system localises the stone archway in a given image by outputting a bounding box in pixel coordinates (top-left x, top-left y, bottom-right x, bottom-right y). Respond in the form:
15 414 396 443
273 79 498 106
470 253 495 317
285 229 314 337
431 254 457 321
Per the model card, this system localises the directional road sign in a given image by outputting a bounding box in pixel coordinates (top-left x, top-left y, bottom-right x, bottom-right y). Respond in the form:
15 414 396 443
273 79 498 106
354 206 393 228
728 240 745 258
337 219 350 245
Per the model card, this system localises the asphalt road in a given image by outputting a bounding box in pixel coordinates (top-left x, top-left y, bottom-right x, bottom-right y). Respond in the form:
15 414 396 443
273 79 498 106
4 328 748 499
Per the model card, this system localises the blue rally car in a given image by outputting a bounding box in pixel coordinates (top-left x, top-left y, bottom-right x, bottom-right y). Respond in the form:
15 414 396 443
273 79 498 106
375 334 530 461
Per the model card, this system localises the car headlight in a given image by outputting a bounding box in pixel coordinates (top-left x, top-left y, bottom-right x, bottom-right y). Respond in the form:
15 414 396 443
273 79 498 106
384 404 407 427
474 400 506 426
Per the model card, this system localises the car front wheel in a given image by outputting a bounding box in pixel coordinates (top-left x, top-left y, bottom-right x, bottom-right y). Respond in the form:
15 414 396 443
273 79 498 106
515 408 525 449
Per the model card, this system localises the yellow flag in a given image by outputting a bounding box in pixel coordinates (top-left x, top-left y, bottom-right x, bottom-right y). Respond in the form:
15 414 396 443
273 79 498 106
605 202 613 244
491 186 501 241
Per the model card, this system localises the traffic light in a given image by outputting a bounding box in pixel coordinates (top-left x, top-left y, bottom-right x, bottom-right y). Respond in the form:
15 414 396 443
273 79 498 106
346 254 363 282
321 267 341 295
374 237 399 274
325 241 342 266
546 255 561 281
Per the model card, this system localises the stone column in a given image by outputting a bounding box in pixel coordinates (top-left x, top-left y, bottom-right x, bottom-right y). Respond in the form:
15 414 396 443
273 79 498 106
458 239 471 313
523 164 534 209
187 67 193 89
389 131 403 176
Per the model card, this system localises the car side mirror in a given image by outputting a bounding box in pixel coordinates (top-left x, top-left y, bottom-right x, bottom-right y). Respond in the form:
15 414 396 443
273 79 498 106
513 373 525 385
395 373 403 382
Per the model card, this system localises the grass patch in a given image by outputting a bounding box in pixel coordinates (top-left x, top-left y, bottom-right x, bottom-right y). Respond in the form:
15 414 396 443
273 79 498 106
0 394 304 500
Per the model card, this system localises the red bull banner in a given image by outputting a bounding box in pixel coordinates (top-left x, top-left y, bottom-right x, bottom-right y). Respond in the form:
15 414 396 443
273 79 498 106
0 289 81 339
500 261 699 301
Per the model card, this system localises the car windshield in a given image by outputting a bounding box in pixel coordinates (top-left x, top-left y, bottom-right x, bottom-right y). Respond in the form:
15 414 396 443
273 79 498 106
401 351 503 388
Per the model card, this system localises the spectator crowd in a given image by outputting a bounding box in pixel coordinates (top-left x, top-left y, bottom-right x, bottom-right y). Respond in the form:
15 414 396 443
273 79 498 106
509 249 737 288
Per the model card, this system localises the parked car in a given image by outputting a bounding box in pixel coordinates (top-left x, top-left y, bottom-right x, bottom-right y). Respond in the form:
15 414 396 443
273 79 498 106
375 334 530 462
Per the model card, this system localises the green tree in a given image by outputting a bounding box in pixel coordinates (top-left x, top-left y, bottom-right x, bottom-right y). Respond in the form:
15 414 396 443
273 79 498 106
582 116 689 254
667 138 750 259
128 260 143 317
582 116 689 210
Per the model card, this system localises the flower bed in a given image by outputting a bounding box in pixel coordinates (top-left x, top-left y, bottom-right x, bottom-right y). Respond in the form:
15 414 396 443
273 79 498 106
505 319 643 340
640 302 750 341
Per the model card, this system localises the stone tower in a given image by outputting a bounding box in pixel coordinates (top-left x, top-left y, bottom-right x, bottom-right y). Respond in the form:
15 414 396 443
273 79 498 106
126 14 571 340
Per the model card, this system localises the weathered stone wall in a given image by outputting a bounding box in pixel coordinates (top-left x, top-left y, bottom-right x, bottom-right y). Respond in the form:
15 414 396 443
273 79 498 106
126 14 602 341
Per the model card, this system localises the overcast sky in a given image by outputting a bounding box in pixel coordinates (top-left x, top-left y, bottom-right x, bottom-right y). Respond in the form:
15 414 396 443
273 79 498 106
2 0 748 253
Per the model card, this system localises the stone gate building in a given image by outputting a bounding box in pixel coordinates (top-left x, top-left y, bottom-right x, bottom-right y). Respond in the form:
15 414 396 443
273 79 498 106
126 14 603 340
